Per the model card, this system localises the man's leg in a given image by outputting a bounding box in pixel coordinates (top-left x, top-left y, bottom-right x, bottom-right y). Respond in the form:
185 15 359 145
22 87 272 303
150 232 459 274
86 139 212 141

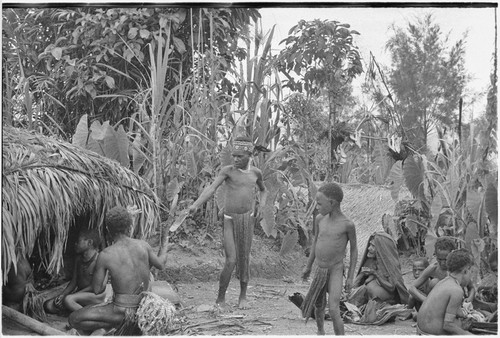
328 266 345 335
236 214 254 308
68 303 124 334
216 216 237 308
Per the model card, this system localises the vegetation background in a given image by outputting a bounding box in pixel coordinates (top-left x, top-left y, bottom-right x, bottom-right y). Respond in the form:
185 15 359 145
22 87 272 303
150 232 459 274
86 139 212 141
2 5 497 291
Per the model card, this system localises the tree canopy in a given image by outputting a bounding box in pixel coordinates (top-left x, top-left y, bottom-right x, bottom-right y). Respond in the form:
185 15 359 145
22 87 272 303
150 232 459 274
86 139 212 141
385 14 468 151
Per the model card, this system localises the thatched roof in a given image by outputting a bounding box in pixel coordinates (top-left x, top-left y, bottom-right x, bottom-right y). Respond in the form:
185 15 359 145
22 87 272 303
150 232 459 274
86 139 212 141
2 127 160 279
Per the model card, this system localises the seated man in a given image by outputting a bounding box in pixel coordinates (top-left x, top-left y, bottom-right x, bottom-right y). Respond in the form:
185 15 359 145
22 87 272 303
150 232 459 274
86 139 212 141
3 255 33 312
68 206 165 335
473 249 497 314
45 229 106 314
409 237 475 312
416 249 474 335
407 257 429 311
348 231 409 307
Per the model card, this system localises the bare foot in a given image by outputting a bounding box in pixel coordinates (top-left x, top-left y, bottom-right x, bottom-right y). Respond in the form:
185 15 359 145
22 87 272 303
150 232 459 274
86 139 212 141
90 328 107 336
317 329 326 335
66 328 80 336
237 298 251 309
214 301 231 313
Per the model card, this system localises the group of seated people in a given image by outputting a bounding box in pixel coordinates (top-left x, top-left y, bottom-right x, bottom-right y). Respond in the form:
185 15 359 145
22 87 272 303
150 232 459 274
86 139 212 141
3 206 170 335
346 232 498 335
3 223 497 335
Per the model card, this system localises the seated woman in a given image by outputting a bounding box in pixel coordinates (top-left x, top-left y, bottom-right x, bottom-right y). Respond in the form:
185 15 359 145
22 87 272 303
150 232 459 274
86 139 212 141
348 231 409 308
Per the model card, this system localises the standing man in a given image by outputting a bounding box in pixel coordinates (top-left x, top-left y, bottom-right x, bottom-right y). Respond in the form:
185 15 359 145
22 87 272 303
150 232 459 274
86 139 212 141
68 206 165 335
187 136 267 310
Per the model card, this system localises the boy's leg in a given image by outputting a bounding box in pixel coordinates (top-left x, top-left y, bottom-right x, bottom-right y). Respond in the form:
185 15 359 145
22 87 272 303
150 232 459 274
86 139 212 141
328 265 345 335
64 291 106 312
314 292 327 335
216 216 237 307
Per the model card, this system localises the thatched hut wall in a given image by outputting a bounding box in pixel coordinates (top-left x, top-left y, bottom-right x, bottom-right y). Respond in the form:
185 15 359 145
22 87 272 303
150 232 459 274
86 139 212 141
2 127 160 279
340 183 411 255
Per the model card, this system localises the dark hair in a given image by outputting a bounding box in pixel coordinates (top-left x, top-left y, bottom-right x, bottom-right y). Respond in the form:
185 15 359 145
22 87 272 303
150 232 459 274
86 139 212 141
79 228 101 249
446 249 472 273
318 182 343 203
435 236 456 252
105 206 131 237
413 257 429 267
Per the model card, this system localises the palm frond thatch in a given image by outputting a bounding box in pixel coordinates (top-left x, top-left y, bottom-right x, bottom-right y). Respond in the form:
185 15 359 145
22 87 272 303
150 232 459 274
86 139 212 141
2 127 160 279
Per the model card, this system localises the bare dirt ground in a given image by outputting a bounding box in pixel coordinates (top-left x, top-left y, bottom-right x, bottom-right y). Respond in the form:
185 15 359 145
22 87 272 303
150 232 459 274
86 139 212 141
160 234 419 336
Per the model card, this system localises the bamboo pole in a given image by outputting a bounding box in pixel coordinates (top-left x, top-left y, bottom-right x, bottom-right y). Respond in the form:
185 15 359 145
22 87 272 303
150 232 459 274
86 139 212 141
2 305 66 335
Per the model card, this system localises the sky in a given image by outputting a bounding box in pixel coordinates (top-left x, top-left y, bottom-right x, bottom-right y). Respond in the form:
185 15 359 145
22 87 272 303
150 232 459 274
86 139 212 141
257 4 497 119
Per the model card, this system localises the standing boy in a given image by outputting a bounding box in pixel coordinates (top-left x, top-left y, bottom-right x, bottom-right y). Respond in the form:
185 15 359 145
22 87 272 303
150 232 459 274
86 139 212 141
187 136 267 309
45 229 106 314
416 249 474 335
69 206 165 335
301 182 358 335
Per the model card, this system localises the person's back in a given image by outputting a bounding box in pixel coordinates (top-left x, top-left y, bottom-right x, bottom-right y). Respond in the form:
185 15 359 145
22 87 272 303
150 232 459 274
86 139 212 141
417 277 462 334
69 206 164 335
101 237 152 294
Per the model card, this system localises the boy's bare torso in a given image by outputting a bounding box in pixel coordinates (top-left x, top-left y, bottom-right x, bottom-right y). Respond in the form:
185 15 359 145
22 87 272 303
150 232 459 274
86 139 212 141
315 214 352 269
418 278 463 334
222 166 259 214
76 255 97 290
102 238 151 295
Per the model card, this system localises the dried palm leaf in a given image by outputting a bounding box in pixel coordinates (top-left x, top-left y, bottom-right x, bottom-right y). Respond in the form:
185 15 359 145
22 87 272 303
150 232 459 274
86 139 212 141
22 283 47 322
2 126 160 279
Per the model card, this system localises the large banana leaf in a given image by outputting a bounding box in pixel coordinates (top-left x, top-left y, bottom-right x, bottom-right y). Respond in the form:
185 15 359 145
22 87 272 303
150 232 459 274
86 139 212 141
403 154 426 202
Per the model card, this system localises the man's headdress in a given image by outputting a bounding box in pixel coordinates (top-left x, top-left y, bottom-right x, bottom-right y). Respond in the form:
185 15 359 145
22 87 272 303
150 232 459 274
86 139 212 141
233 140 254 152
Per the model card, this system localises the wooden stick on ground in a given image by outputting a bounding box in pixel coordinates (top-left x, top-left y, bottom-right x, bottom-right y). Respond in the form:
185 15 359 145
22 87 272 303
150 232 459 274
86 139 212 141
2 305 66 336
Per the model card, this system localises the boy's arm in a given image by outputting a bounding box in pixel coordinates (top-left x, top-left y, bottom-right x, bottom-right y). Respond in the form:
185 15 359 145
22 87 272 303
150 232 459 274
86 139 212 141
409 264 435 303
345 221 358 293
91 254 108 295
443 289 474 335
55 259 78 305
188 168 228 212
302 215 320 280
